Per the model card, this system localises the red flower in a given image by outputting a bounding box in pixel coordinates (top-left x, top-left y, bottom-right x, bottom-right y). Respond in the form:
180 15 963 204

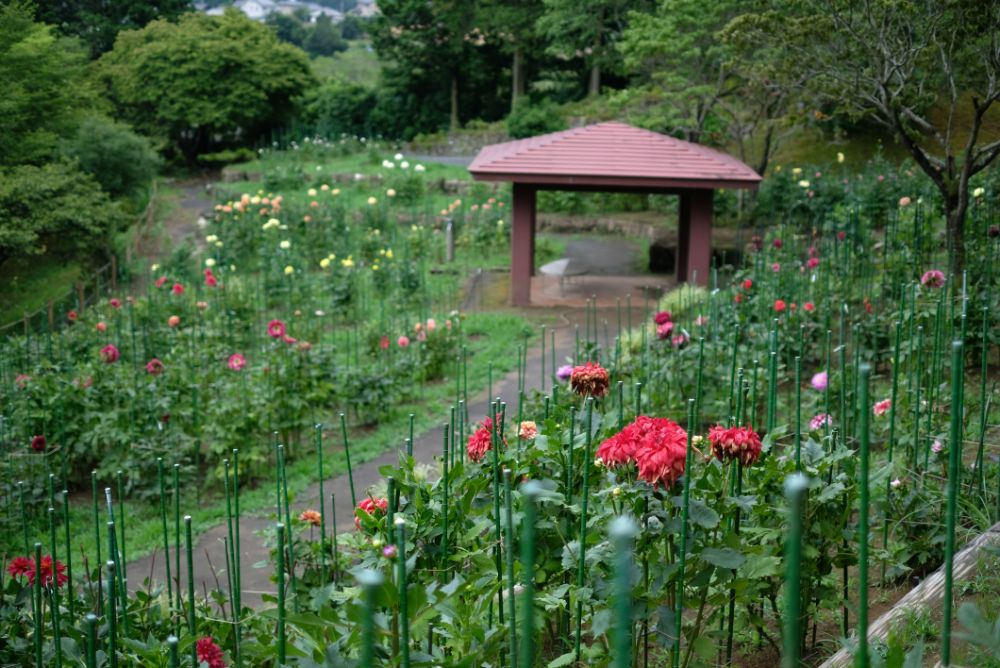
772 239 783 249
30 435 46 452
633 417 688 489
196 637 227 668
354 497 388 530
467 416 505 462
171 283 185 296
281 334 297 345
742 279 753 290
205 275 218 288
837 231 846 241
379 335 390 350
109 298 122 309
267 320 286 338
656 321 674 340
708 425 763 467
807 257 819 270
14 374 30 389
864 298 874 314
734 293 743 304
146 358 165 375
100 344 120 363
653 311 672 325
155 276 168 288
7 555 68 588
773 299 787 313
570 362 610 398
67 310 78 322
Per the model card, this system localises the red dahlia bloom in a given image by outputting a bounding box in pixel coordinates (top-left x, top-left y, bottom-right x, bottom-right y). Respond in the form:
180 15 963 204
100 344 120 363
742 279 753 290
109 298 121 308
205 275 218 287
570 362 610 398
155 276 168 288
30 435 46 452
146 358 165 375
774 299 787 313
354 497 388 530
171 283 185 296
228 353 246 371
267 320 286 338
632 417 688 489
67 310 78 322
7 555 68 588
196 637 227 668
467 416 505 463
653 311 672 325
707 425 763 467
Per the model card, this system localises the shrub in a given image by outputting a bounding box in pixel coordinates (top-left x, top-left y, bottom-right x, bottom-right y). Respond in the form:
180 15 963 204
302 80 377 138
62 116 160 199
506 99 567 139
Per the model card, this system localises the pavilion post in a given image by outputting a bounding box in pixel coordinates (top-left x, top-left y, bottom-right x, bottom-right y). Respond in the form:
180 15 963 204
511 183 536 306
678 189 713 285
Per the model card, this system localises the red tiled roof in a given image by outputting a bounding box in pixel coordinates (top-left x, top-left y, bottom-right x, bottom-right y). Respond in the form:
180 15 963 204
469 121 761 190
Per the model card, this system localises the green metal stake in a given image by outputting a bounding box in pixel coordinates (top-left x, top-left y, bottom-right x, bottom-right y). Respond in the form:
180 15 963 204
359 569 384 668
340 413 356 508
106 560 118 668
173 464 181 614
520 481 543 668
395 517 410 668
330 492 339 584
782 474 809 668
316 425 327 584
941 340 965 667
185 516 196 668
167 635 179 668
857 363 872 667
34 542 43 668
503 469 518 668
49 508 63 668
91 472 103 615
611 516 638 668
441 423 450 577
276 522 286 666
156 459 173 623
85 613 98 668
61 489 74 625
574 397 594 661
673 399 695 668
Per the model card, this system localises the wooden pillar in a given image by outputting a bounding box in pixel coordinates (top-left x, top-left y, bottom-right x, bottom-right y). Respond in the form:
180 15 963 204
677 190 712 285
511 183 536 305
529 200 537 277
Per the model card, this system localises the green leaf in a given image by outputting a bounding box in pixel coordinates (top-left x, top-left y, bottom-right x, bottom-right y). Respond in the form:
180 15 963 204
688 498 720 529
700 547 745 570
740 554 782 579
547 651 577 668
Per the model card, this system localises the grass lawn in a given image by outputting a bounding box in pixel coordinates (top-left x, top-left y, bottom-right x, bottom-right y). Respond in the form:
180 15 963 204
0 256 81 328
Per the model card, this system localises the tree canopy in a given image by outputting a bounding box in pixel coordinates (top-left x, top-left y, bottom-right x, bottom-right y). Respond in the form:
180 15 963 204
98 9 314 162
36 0 192 57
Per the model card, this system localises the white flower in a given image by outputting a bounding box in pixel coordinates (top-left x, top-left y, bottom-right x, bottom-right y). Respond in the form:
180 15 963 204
315 310 326 317
320 184 329 191
973 186 986 198
205 234 218 243
263 218 280 230
400 161 409 169
382 160 394 169
798 180 810 188
394 153 403 161
284 265 294 275
308 188 317 197
890 478 902 489
215 241 223 248
280 240 291 250
205 258 216 268
151 263 160 272
387 189 396 197
414 164 426 172
367 196 377 205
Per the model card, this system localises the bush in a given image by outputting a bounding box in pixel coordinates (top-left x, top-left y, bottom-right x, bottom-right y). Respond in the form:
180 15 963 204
506 100 567 139
62 116 160 199
0 162 127 265
302 80 377 138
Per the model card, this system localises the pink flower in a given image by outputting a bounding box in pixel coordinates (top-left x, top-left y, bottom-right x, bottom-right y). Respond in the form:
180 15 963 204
932 440 943 454
920 270 945 288
807 257 819 270
100 344 120 363
771 262 781 272
656 321 674 340
772 239 783 249
146 358 165 376
467 416 505 462
397 336 410 348
379 335 389 350
109 298 122 309
810 371 828 392
899 196 911 207
518 421 537 440
67 310 78 322
228 353 246 371
426 318 437 332
653 311 672 325
671 333 689 349
633 417 688 488
167 315 180 328
873 399 892 416
196 637 226 668
695 315 708 327
267 320 286 338
570 362 610 397
14 374 30 389
890 478 902 489
354 497 388 530
299 509 321 526
155 276 168 288
809 413 832 431
205 275 218 288
382 544 398 559
171 283 185 296
742 279 753 290
803 302 816 312
774 299 787 313
96 321 107 333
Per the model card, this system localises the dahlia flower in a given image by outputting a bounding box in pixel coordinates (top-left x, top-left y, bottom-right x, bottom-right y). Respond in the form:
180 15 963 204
354 497 388 530
707 425 763 467
570 362 610 398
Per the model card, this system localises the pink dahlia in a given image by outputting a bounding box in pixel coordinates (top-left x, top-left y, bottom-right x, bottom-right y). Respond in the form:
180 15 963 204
146 358 165 376
354 497 388 530
920 270 945 288
570 362 610 397
707 425 763 467
228 353 246 371
267 320 286 338
873 399 892 416
100 344 120 363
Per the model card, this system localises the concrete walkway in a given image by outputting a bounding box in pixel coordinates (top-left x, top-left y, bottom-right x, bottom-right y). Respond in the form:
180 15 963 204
126 305 644 608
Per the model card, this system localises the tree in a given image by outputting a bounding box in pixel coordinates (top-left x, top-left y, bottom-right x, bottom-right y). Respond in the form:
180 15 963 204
0 162 127 265
536 0 647 97
0 1 94 166
736 0 1000 274
98 10 314 163
63 116 161 199
478 0 545 110
36 0 191 58
266 12 308 47
303 80 377 137
305 15 348 57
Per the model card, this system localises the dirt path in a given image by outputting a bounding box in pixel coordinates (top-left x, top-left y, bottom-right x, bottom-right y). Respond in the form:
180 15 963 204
125 305 644 608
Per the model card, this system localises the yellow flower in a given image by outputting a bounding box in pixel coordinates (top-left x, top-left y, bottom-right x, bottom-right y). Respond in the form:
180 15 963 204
284 265 294 275
367 196 377 205
321 184 329 191
327 253 336 260
205 234 218 243
280 240 291 249
320 257 331 269
205 258 216 268
372 264 379 271
331 188 340 196
263 218 280 230
385 249 393 259
973 186 986 198
151 263 160 272
308 188 317 196
250 195 261 205
798 180 810 188
837 152 845 164
386 188 396 197
341 257 354 268
215 241 223 248
791 167 802 177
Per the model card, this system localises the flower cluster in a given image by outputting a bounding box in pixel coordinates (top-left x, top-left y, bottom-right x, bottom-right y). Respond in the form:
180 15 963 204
196 637 227 668
809 413 833 431
873 398 892 416
7 554 68 588
468 415 505 462
707 425 763 467
354 497 388 530
597 416 688 488
569 362 610 398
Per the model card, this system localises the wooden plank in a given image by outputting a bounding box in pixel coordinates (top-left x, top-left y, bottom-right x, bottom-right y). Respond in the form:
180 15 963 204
818 521 1000 668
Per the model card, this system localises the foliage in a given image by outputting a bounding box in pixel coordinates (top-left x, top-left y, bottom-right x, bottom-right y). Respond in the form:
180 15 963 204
0 2 95 167
62 115 161 199
506 99 567 138
97 9 315 163
303 80 377 138
0 162 127 265
35 0 191 57
304 15 348 57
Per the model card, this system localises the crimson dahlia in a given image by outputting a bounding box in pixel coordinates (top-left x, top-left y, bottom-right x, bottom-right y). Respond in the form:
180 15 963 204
707 425 763 467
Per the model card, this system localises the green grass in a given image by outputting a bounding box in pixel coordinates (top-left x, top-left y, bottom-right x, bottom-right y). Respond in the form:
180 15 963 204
0 256 81 327
17 310 538 576
311 41 381 87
